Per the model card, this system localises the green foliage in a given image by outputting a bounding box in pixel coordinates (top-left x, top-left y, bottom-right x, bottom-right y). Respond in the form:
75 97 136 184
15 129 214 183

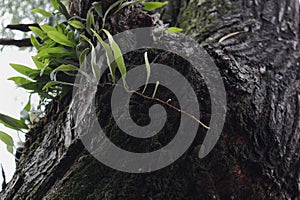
42 81 76 90
80 34 100 80
68 20 85 29
0 0 76 155
30 35 42 50
50 0 60 10
8 76 32 85
103 29 127 88
165 27 183 33
100 0 169 27
11 0 165 102
47 31 76 47
40 24 57 33
0 131 14 154
9 64 40 79
0 97 31 154
29 26 47 40
57 0 71 19
92 2 103 18
5 0 173 99
0 113 28 131
0 0 180 156
86 10 96 35
31 8 53 17
143 1 168 11
91 29 116 82
50 64 79 81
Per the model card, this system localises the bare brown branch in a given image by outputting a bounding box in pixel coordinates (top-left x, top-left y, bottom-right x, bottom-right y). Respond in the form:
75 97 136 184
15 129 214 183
6 23 39 32
0 38 32 47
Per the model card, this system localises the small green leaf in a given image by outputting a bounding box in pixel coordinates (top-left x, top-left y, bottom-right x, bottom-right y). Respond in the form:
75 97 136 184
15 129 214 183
67 31 76 43
9 64 39 79
29 26 46 40
68 20 85 29
80 34 100 80
152 81 159 98
10 64 32 75
23 96 31 112
42 81 60 90
57 23 67 34
51 0 59 10
86 10 95 35
47 31 75 47
91 29 116 82
0 132 14 146
142 52 151 94
42 39 56 48
36 47 76 59
0 113 28 130
19 82 43 92
50 64 79 81
7 145 14 154
79 48 90 64
103 29 126 84
58 1 71 19
32 8 53 17
8 76 32 86
39 60 50 76
165 27 183 33
40 24 56 32
20 95 31 120
0 131 14 154
91 46 100 80
31 56 43 69
92 2 103 18
30 35 42 50
143 1 168 11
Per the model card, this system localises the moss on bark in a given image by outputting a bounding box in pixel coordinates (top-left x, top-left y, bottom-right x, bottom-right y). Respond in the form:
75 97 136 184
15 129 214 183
179 0 231 43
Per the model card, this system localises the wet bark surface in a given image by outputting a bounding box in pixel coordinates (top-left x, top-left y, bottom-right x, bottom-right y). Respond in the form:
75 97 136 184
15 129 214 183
1 0 299 199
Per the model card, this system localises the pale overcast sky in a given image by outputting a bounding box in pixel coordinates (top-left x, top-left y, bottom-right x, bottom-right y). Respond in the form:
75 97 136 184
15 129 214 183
0 46 36 188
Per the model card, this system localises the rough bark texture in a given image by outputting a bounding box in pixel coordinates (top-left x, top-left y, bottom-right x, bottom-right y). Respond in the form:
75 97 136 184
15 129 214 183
1 0 299 199
179 0 300 198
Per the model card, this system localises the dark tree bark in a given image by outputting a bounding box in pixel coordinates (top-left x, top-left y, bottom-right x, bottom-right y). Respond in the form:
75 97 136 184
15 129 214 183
1 0 299 199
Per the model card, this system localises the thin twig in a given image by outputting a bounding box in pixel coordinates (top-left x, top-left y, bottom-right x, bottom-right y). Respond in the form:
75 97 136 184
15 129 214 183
98 82 210 130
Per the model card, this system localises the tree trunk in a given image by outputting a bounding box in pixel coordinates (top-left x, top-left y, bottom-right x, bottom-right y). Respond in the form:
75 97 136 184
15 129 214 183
1 0 299 199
